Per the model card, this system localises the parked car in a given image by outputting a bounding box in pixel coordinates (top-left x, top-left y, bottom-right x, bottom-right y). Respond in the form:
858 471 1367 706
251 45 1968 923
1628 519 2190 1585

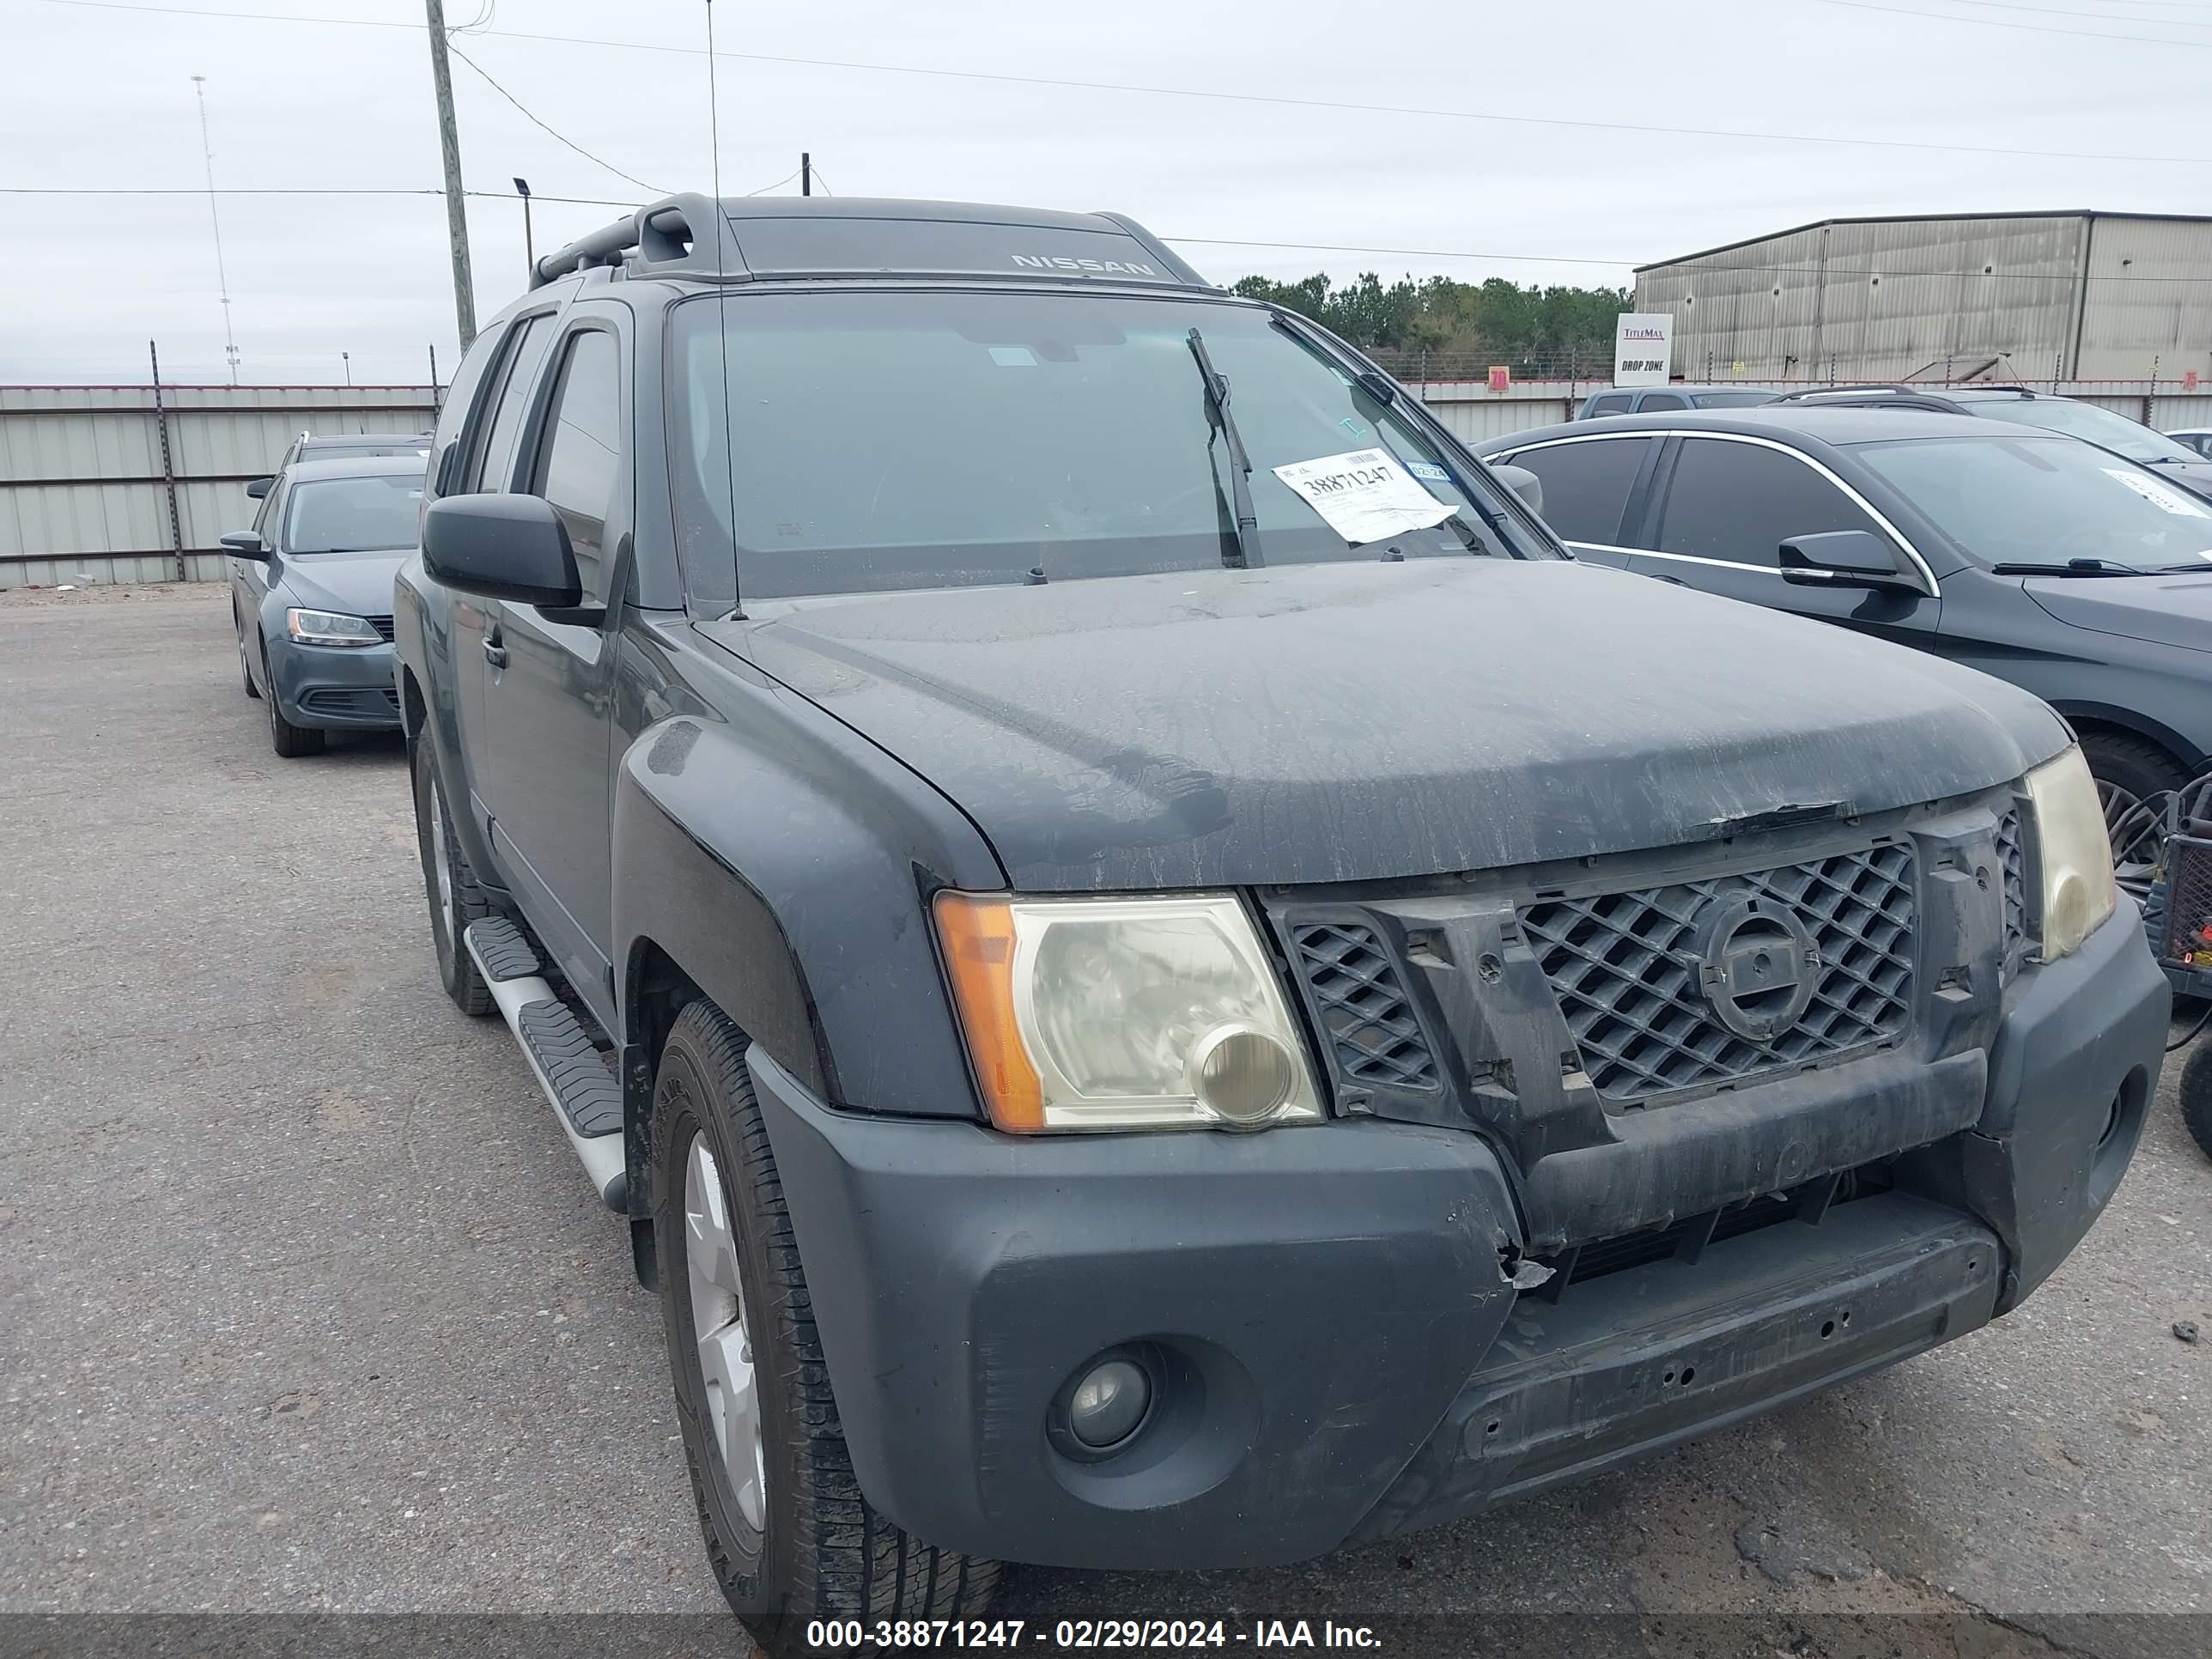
1577 383 1779 417
2166 427 2212 459
245 429 434 500
396 193 2162 1656
1476 405 2212 862
221 453 421 756
1770 384 2212 501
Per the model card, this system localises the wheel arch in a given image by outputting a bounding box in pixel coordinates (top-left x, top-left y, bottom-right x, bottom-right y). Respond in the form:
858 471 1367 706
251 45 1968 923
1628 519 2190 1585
2053 703 2203 776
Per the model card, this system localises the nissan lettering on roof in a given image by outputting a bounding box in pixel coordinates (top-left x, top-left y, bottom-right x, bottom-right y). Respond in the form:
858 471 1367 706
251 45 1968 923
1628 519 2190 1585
1011 253 1160 276
1613 312 1674 388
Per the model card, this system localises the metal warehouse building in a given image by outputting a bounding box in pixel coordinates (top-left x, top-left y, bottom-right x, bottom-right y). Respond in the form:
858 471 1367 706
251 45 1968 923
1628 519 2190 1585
1634 210 2212 385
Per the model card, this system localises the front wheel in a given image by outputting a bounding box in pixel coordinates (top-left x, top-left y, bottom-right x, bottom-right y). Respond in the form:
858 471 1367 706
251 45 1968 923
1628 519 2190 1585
651 1000 997 1655
410 738 493 1016
263 651 325 758
236 609 261 699
2079 730 2185 890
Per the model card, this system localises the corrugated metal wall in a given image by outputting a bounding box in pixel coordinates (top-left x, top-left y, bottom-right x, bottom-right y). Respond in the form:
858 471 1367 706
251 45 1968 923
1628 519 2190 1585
1638 216 2089 383
0 385 438 589
1636 214 2212 386
2074 217 2212 382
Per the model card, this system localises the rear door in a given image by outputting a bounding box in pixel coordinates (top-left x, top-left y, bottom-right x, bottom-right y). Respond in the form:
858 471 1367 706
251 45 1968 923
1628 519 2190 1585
479 312 629 1018
1626 434 1942 648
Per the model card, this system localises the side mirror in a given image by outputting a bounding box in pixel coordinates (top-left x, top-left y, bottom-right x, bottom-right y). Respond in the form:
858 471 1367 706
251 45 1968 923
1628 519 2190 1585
219 531 269 561
1487 460 1544 516
422 494 580 608
245 477 273 499
1779 529 1914 590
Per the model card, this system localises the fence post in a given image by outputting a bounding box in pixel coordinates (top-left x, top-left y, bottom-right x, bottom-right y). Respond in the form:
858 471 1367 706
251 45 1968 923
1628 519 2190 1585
148 340 187 585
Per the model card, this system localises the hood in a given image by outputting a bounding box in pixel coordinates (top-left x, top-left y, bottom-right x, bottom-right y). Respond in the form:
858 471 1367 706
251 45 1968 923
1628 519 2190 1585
2023 568 2212 652
275 549 410 619
714 561 2069 891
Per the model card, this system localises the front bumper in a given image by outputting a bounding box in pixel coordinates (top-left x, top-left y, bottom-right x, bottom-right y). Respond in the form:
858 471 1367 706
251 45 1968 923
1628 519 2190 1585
265 635 400 730
753 902 2164 1571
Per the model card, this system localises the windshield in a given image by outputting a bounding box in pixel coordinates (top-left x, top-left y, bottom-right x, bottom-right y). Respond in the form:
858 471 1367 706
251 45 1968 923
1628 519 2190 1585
1970 397 2193 465
282 473 424 554
1855 434 2212 569
669 290 1547 602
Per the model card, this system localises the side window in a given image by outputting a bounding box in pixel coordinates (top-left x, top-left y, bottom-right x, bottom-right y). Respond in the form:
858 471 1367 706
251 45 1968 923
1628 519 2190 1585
1656 438 1883 568
425 319 508 500
528 330 623 601
1581 392 1631 417
470 313 557 493
1504 438 1653 545
1637 392 1688 411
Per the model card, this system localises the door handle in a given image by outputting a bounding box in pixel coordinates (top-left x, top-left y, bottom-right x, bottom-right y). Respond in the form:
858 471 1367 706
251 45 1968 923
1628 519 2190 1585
483 625 507 669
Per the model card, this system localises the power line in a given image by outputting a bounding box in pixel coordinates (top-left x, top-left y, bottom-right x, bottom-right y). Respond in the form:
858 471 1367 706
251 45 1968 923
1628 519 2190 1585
443 36 666 195
1803 0 2212 46
21 0 2212 166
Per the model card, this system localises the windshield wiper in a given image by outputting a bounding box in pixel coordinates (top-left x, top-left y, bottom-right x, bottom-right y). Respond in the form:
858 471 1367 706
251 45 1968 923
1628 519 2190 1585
1990 558 2155 576
1186 328 1261 570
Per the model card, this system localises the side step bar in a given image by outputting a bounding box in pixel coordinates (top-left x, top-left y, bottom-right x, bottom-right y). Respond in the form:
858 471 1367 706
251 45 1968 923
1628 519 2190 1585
465 917 627 1213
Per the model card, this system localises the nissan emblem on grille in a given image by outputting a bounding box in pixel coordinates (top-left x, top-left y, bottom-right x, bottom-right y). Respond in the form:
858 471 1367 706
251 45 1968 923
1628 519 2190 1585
1684 896 1822 1042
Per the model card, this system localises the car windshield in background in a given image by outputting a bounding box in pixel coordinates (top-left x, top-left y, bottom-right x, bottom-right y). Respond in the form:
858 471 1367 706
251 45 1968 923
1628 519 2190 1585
283 473 424 554
669 290 1545 599
1971 398 2194 465
1855 434 2212 570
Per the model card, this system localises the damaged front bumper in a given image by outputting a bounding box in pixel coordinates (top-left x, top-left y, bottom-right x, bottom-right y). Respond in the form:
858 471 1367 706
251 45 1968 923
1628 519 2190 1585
750 897 2164 1571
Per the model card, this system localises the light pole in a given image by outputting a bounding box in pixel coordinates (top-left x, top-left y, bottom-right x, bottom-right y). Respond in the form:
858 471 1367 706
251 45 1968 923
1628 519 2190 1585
422 0 477 349
514 177 534 278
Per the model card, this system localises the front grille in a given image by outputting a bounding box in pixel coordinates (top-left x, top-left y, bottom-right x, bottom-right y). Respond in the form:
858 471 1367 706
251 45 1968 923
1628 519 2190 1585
1996 808 2028 963
1520 842 1917 1103
366 615 396 642
1288 922 1438 1088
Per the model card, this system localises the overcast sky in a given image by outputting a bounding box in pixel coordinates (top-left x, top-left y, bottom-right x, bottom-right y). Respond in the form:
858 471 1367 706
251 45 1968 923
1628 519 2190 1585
7 0 2212 385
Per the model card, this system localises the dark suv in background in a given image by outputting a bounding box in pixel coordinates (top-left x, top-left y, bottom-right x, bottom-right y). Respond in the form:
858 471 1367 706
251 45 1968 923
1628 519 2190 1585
1772 384 2212 501
1478 405 2212 861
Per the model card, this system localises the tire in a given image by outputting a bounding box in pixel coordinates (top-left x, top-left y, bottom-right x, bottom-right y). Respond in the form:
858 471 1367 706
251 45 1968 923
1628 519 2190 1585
263 646 325 758
410 738 494 1017
237 608 261 699
2078 730 2185 888
2182 1037 2212 1162
651 1000 997 1655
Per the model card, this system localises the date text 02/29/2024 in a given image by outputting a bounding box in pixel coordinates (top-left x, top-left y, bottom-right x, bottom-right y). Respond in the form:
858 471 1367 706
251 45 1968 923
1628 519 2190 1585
803 1620 1384 1650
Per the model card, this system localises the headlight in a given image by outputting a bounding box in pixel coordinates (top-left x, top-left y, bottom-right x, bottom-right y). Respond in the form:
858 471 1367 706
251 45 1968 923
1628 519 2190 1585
285 607 380 647
934 892 1324 1133
2025 744 2117 960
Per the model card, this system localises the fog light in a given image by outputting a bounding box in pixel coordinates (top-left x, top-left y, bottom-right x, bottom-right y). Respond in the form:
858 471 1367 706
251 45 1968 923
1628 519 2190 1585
1066 1357 1151 1449
1190 1025 1297 1125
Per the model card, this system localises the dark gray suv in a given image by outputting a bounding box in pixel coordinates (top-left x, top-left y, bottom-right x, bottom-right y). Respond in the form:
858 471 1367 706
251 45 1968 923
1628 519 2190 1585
1479 405 2212 861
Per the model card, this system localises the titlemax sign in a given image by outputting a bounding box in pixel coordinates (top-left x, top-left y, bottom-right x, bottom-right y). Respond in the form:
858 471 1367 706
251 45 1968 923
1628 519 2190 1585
1011 254 1159 276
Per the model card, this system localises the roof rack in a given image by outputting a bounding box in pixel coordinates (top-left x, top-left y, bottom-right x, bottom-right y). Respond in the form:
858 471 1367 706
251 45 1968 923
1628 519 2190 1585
531 193 1212 291
1772 382 2039 403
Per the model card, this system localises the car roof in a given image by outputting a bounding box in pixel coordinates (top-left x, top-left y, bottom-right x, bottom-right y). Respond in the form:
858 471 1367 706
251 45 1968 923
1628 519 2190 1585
282 454 431 482
1593 384 1771 395
1487 406 2003 450
295 431 433 449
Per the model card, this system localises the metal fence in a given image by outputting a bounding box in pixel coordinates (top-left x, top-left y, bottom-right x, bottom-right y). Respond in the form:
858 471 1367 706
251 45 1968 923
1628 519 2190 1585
0 383 439 589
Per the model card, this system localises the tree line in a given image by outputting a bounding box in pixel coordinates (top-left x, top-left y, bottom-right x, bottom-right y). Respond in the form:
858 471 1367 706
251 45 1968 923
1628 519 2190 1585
1229 271 1632 363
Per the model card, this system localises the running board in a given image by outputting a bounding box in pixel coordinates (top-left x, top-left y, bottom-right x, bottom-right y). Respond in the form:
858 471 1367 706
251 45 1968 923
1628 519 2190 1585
465 918 627 1213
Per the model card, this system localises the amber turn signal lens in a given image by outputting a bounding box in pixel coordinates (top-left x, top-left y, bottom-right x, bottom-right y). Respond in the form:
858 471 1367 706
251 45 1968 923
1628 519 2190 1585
933 891 1046 1132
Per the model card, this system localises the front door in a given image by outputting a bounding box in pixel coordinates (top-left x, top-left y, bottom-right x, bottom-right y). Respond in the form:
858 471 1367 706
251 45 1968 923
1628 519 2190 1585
482 318 628 1022
1627 434 1942 649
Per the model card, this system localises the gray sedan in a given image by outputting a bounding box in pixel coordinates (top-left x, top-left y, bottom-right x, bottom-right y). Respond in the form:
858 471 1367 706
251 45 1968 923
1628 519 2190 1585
221 454 424 757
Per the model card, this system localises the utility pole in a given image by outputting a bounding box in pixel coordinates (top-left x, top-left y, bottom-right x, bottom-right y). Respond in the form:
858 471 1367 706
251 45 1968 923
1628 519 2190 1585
423 0 477 349
514 177 534 277
190 76 240 384
801 152 811 197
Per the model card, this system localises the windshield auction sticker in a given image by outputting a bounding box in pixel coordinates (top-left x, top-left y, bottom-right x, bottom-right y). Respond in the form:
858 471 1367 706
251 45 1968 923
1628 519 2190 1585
1272 448 1457 545
2102 466 2210 517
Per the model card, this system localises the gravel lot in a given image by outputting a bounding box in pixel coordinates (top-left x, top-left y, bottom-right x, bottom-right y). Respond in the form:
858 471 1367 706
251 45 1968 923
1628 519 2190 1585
3 582 2208 1656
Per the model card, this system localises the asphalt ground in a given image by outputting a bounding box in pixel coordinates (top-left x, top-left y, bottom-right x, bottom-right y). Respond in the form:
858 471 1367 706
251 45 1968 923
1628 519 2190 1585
2 582 2208 1659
